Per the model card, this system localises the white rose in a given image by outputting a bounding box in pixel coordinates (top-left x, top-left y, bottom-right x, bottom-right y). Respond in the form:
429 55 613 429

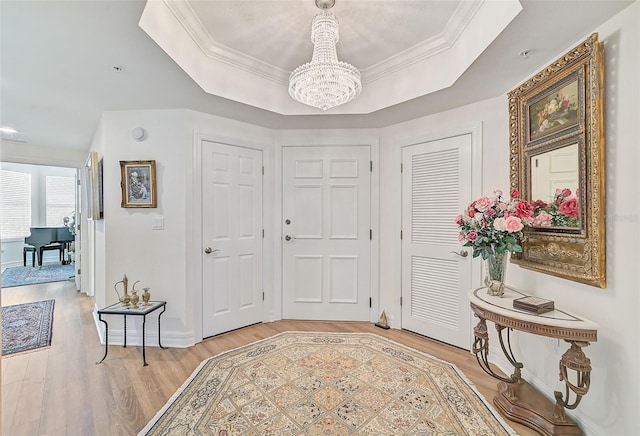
493 217 507 231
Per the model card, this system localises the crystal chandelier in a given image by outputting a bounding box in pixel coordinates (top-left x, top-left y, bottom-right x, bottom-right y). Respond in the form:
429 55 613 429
289 0 361 111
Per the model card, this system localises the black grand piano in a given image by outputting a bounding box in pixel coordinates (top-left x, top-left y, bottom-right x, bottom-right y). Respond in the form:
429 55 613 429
24 226 75 267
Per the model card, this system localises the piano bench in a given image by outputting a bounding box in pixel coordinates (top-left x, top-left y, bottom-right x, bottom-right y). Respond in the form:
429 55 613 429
23 246 37 267
39 243 64 265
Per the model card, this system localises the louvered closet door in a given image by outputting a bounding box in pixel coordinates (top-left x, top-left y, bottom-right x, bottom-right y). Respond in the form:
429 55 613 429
401 135 472 349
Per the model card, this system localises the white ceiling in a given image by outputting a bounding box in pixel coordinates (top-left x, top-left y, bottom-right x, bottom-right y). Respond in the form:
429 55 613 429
0 0 634 150
190 1 458 71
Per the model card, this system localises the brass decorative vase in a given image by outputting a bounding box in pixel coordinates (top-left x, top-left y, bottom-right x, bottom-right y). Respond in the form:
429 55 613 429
142 288 151 306
130 290 140 308
484 251 509 297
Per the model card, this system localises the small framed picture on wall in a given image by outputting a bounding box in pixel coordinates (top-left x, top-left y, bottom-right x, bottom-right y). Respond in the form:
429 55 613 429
120 160 157 208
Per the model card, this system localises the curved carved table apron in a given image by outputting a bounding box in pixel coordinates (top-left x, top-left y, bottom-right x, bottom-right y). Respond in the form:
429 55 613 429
469 287 598 436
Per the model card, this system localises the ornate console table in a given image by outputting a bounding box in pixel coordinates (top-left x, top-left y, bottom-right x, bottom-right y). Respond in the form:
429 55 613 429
468 287 598 436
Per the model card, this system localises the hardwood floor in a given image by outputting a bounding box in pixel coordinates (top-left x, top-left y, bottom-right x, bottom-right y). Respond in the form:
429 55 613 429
2 279 536 435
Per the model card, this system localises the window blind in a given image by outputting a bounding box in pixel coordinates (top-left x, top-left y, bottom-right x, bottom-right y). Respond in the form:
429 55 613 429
46 175 75 226
0 170 32 239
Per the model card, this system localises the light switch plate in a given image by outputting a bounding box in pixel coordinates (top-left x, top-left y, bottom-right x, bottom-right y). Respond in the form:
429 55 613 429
152 216 164 230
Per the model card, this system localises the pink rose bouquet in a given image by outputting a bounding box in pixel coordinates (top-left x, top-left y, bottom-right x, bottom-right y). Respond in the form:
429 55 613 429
455 189 533 259
531 188 580 227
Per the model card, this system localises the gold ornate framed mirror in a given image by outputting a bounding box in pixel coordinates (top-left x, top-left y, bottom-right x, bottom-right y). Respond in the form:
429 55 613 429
508 33 606 288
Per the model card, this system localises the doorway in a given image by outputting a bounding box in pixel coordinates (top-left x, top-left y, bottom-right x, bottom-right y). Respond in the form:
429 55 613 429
401 134 475 349
281 145 372 321
201 141 264 338
0 162 78 278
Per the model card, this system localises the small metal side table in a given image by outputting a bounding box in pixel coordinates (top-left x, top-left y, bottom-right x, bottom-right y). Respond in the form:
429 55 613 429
96 301 167 367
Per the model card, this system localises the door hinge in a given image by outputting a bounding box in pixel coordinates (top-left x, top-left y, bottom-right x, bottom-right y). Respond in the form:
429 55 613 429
535 159 539 168
400 230 403 240
370 160 373 172
400 296 403 306
262 166 265 175
370 229 372 240
77 268 81 275
369 297 372 308
262 229 265 238
262 292 265 301
400 163 403 173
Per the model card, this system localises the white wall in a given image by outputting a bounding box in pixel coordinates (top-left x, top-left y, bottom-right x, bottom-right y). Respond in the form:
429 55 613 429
92 109 274 347
90 109 191 345
508 4 638 435
0 140 87 168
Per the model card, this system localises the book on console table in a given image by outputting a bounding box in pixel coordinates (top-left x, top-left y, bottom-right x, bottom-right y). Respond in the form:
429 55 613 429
513 296 555 314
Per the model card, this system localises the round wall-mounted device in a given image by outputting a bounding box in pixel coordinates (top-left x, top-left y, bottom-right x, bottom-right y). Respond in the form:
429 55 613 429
132 127 146 141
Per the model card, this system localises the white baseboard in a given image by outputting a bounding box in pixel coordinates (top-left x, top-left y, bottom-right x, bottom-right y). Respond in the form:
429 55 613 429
92 305 195 348
1 260 23 269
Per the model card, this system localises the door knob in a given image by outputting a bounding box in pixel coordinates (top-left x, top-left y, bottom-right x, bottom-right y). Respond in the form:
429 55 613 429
204 247 220 254
285 235 296 241
450 250 469 257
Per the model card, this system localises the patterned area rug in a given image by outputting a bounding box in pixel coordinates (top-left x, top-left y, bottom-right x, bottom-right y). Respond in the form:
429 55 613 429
1 299 55 356
1 263 74 288
140 332 515 435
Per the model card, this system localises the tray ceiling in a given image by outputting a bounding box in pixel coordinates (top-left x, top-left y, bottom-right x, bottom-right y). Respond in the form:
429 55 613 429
139 0 522 114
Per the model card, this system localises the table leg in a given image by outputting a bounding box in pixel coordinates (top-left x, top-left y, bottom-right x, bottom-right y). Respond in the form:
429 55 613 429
158 305 167 349
553 341 592 421
96 314 109 364
472 317 520 384
142 314 148 367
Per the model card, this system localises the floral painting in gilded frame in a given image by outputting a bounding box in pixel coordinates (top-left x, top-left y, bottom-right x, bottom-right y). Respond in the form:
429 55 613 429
528 78 580 143
120 160 157 208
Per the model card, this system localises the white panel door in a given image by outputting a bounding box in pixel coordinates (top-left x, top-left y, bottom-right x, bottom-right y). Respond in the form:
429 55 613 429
202 141 263 338
282 146 371 321
401 135 473 349
74 169 81 291
531 143 579 201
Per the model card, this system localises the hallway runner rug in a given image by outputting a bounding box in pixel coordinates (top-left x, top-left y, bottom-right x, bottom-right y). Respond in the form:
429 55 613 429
140 331 516 435
1 263 75 288
2 299 55 356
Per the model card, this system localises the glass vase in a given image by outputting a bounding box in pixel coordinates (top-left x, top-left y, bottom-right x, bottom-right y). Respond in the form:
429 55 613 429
484 251 509 297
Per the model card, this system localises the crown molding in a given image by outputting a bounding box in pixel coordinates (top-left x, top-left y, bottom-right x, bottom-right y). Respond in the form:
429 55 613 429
164 0 290 85
362 0 484 83
165 0 483 85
